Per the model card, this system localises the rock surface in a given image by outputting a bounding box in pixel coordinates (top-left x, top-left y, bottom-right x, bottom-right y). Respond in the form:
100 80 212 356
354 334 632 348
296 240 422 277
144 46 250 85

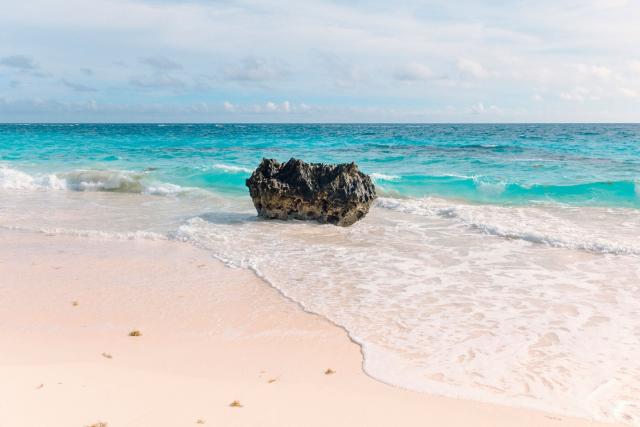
246 158 377 226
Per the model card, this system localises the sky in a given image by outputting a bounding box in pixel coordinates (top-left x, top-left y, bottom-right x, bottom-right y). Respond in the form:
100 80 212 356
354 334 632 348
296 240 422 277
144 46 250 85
1 0 640 123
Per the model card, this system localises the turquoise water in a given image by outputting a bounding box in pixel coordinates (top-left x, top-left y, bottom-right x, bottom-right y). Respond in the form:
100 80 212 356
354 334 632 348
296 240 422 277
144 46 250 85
1 123 639 206
2 123 640 425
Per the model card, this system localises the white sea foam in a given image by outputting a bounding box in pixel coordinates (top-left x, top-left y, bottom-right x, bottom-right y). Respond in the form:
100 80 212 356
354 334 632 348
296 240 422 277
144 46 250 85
173 197 640 426
0 224 167 241
376 197 640 256
370 172 401 181
0 165 190 196
143 182 187 196
472 176 507 196
2 174 640 426
0 165 64 190
212 163 253 174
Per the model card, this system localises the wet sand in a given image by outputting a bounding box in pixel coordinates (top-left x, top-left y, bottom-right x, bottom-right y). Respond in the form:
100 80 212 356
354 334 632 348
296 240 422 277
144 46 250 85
0 230 620 427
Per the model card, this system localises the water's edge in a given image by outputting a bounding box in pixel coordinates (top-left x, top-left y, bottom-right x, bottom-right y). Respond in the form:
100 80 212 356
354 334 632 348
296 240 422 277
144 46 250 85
0 219 622 425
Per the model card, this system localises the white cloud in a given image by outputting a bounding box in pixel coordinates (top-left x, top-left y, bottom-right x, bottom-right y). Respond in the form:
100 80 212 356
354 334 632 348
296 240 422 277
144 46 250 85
263 101 278 112
129 73 186 89
629 61 640 73
576 64 613 80
0 96 221 121
457 59 489 79
591 0 630 10
619 88 639 98
223 100 297 114
223 57 288 82
470 102 502 115
560 87 599 102
254 101 292 113
316 53 369 89
186 101 210 113
591 66 613 80
394 63 433 81
2 0 640 121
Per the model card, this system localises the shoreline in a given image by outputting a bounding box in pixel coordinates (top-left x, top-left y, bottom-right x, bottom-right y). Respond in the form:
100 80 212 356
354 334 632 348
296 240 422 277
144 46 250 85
0 229 622 426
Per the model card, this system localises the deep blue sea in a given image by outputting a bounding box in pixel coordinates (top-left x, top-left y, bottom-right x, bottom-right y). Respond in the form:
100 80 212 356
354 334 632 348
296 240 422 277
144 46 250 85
1 123 639 425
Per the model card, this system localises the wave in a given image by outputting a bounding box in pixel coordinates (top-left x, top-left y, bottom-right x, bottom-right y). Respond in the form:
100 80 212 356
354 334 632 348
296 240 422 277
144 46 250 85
376 197 640 256
0 166 188 196
471 176 506 196
370 172 401 182
211 163 253 174
395 173 640 206
0 166 63 190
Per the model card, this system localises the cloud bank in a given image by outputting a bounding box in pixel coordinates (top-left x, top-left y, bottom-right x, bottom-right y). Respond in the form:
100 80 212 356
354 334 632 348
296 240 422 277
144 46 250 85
1 0 640 122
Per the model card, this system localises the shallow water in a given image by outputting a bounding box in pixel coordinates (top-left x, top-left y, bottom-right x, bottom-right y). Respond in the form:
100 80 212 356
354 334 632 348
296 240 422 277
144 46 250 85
3 123 640 206
1 124 639 424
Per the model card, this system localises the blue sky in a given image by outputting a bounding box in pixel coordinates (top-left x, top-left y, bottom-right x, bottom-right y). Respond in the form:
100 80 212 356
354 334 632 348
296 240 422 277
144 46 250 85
1 0 639 122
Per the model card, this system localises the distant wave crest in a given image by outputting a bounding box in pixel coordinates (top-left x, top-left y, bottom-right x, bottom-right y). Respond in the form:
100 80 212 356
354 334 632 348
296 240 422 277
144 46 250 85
211 163 253 174
370 172 401 182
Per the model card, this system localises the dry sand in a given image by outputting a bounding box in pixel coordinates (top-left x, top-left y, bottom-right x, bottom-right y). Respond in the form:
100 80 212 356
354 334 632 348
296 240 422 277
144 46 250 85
0 230 620 427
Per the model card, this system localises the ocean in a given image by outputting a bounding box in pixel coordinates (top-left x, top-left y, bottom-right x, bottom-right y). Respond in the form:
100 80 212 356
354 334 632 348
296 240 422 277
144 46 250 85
1 123 639 424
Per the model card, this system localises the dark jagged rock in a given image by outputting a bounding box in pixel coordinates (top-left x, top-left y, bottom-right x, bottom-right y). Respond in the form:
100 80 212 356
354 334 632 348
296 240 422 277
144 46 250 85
246 158 377 226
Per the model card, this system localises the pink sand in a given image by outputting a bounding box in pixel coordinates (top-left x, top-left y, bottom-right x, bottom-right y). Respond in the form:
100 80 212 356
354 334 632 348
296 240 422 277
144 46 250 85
0 231 620 427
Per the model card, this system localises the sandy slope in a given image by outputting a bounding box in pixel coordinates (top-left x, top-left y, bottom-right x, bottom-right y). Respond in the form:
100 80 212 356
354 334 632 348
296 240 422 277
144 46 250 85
0 230 619 427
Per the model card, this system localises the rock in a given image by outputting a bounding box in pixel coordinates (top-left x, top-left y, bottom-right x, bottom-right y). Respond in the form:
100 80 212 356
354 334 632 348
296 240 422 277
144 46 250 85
246 158 377 226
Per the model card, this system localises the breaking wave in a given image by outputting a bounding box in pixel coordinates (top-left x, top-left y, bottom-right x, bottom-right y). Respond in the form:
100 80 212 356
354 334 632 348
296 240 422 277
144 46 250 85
380 173 640 207
0 165 188 196
370 172 401 182
211 163 253 174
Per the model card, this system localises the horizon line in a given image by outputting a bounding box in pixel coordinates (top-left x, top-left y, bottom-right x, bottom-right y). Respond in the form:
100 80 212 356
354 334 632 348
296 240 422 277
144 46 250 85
2 122 640 125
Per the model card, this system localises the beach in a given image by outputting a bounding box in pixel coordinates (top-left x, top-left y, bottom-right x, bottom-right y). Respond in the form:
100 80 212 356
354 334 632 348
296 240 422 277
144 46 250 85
0 229 622 427
1 124 640 425
3 0 640 422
